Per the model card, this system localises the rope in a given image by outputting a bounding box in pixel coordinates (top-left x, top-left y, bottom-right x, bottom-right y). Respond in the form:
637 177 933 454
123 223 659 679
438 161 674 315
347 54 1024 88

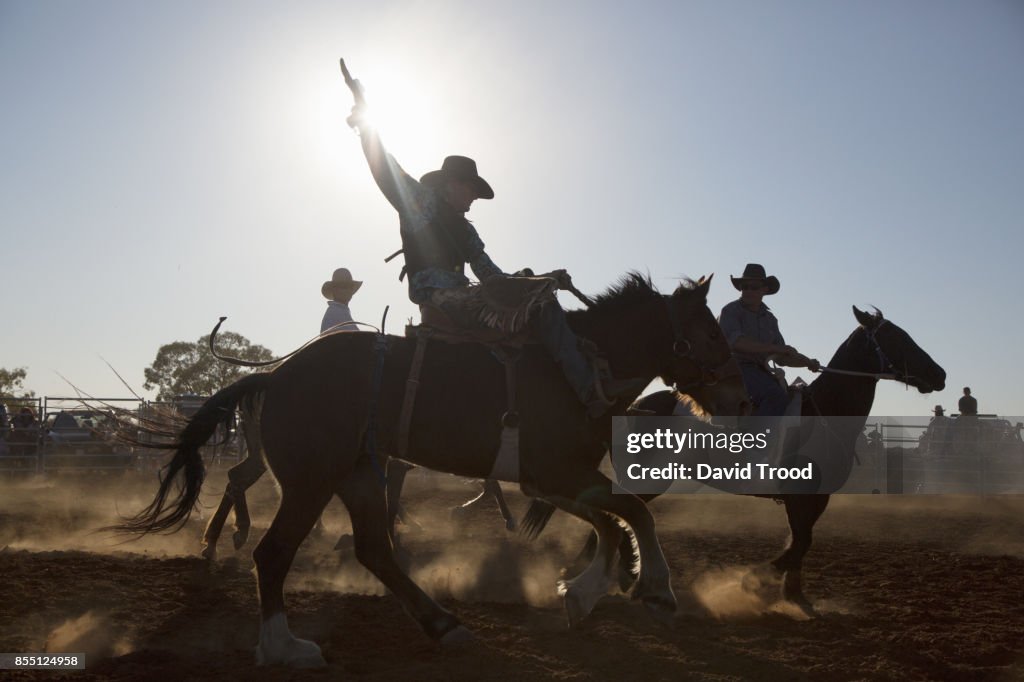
209 316 382 368
814 366 898 381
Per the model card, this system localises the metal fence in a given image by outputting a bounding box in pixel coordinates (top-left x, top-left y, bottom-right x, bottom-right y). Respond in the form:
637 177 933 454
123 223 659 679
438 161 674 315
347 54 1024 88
842 416 1024 494
0 396 247 476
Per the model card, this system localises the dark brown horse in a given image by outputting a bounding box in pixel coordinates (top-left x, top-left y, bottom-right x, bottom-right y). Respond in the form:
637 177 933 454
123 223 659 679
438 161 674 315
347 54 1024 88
522 306 946 615
114 273 749 667
198 439 512 560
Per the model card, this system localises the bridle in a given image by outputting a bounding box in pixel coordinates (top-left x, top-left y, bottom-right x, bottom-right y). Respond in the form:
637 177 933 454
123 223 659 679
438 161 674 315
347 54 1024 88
816 320 902 382
864 320 903 378
664 296 741 393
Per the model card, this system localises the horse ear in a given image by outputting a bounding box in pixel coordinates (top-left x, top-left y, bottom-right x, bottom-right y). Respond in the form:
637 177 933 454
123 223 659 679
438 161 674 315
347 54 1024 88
853 306 876 328
696 274 712 297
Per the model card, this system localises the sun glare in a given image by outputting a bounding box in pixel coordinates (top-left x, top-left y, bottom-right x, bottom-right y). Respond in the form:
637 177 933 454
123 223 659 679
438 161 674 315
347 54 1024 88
355 68 443 172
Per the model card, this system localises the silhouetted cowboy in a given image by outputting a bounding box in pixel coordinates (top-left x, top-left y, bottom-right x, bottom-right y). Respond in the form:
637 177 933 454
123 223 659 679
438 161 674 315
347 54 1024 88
719 263 819 416
347 103 642 417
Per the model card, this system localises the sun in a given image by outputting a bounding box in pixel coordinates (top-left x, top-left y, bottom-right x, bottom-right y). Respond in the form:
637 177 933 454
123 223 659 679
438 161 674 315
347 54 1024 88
347 64 444 173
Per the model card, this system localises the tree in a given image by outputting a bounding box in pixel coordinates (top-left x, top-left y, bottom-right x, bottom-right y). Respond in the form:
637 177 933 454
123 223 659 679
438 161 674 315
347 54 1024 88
143 332 274 401
0 367 35 398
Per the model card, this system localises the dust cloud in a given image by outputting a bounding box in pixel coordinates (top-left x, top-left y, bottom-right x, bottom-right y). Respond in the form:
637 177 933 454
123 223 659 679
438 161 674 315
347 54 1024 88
43 611 133 663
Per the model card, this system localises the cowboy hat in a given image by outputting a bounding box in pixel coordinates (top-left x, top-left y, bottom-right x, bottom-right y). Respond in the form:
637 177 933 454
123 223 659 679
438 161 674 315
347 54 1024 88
420 156 494 200
730 263 780 295
322 268 363 300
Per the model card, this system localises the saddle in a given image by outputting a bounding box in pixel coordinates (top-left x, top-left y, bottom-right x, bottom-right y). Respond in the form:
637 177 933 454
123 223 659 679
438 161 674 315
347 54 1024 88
395 276 562 468
406 275 558 347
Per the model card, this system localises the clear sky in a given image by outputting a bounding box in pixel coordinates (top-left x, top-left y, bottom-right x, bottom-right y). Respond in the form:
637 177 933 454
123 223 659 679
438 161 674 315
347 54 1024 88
2 0 1022 417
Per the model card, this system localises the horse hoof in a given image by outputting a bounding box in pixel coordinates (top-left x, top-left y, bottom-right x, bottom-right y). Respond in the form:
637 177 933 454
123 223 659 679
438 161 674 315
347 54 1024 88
564 591 590 628
200 543 216 561
786 594 817 618
642 595 677 628
255 615 326 668
254 639 326 668
440 625 474 648
232 528 250 550
560 581 602 628
505 518 517 532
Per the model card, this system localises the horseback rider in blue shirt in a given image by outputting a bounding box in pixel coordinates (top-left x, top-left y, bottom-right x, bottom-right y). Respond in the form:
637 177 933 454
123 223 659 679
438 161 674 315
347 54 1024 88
719 264 820 417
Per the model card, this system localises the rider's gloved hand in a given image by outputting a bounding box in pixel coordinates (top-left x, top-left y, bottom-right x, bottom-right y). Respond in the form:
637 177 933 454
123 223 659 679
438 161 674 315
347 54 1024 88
540 269 572 289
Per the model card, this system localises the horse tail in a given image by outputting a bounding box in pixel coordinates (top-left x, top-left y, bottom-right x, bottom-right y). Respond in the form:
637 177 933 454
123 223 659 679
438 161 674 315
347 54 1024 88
110 373 271 536
519 498 557 540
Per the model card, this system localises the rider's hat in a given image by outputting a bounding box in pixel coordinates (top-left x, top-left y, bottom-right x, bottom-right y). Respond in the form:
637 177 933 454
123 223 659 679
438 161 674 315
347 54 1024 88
420 156 494 200
730 263 780 295
322 268 363 300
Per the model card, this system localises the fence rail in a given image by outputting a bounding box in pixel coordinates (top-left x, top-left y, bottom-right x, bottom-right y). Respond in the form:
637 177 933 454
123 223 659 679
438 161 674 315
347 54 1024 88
0 395 246 476
842 416 1024 494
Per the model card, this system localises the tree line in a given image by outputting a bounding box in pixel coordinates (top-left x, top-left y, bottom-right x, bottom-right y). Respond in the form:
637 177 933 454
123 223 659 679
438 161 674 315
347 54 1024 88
1 332 272 403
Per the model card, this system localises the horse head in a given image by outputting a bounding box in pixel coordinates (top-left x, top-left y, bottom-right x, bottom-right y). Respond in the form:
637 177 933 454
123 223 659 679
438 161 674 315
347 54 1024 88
662 275 750 417
851 306 946 393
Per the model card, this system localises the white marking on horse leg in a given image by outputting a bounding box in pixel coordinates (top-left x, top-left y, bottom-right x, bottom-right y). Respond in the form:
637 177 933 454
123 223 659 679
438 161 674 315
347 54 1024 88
557 531 618 626
440 625 475 647
255 613 326 668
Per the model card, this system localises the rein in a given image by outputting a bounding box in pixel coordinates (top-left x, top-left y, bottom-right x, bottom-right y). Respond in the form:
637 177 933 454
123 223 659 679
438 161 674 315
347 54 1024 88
814 321 902 382
815 367 898 380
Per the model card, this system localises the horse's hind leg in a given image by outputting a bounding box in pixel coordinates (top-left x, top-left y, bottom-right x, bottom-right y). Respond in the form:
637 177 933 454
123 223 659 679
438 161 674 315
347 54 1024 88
768 494 830 615
486 480 516 531
201 494 234 560
201 453 267 559
229 453 267 549
253 483 332 668
338 457 470 645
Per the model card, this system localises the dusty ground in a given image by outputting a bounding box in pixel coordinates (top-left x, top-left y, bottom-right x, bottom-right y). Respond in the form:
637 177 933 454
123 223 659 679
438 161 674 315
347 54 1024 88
1 470 1023 681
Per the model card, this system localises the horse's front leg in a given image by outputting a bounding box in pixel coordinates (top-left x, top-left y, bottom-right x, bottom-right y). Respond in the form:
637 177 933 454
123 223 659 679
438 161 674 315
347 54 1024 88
541 469 676 627
767 494 830 615
544 501 622 627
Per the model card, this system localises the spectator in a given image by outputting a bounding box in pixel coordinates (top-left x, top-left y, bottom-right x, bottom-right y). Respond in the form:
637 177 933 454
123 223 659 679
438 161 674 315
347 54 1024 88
958 387 978 416
320 268 362 334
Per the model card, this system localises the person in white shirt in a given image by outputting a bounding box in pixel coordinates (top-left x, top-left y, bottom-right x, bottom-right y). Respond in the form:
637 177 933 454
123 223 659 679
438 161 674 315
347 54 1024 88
320 268 362 334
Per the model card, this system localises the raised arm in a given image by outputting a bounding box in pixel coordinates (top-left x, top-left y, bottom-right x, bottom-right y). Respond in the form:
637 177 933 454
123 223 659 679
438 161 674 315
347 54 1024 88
341 59 414 211
356 123 418 212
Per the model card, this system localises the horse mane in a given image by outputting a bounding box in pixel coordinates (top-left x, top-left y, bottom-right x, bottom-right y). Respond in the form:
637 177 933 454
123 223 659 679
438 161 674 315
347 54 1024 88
672 390 711 421
588 271 660 312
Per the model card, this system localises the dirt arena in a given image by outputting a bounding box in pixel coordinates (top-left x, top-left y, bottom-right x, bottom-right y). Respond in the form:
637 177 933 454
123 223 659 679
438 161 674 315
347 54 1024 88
2 470 1023 681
